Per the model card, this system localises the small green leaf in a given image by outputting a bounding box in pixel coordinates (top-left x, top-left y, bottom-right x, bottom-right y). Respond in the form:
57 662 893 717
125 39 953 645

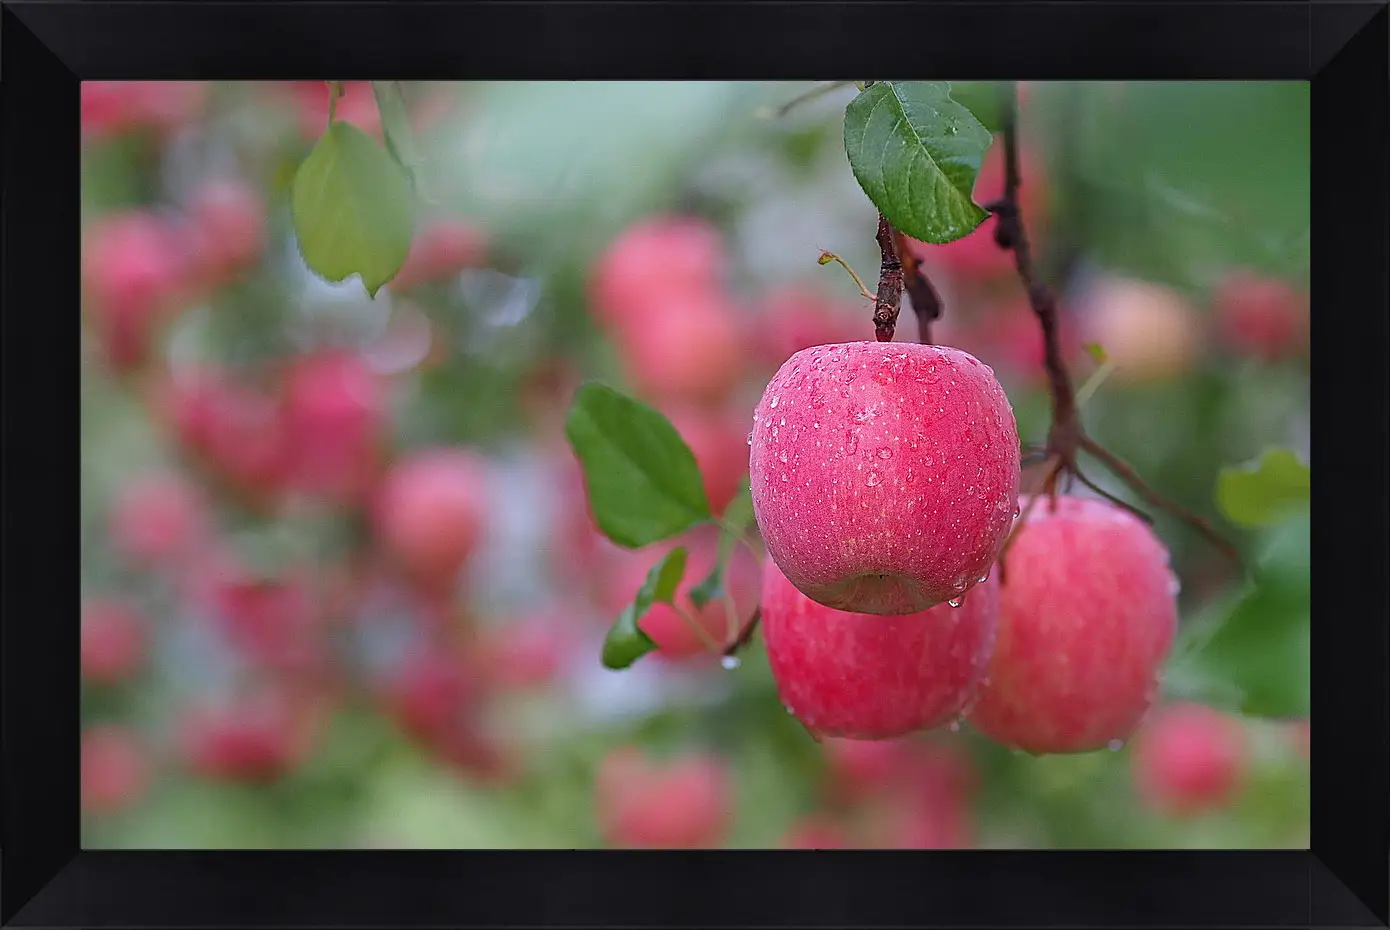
564 383 713 548
843 81 992 244
944 81 1005 133
1215 448 1310 527
371 81 423 192
1085 343 1109 366
601 547 688 669
1168 512 1309 718
687 568 723 611
291 121 415 297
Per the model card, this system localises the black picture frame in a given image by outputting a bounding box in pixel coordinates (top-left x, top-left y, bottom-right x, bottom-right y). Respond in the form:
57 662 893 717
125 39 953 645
3 2 1386 927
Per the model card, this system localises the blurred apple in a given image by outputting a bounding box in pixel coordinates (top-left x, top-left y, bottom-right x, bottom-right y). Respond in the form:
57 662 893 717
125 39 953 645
595 747 734 849
590 216 726 327
81 597 147 686
281 349 387 504
82 725 151 815
1078 276 1202 382
108 472 208 569
82 211 189 374
1212 269 1309 362
186 178 268 287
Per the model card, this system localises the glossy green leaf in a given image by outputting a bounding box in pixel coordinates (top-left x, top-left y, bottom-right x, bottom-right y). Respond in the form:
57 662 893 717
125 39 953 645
843 81 992 244
1216 448 1310 527
291 121 414 297
564 383 712 548
601 547 688 669
945 81 1005 133
371 81 423 191
1167 513 1310 718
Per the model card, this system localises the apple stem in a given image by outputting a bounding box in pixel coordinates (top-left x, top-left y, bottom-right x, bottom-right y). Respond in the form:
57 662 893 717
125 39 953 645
890 226 942 344
817 250 877 303
872 214 904 342
769 81 856 119
722 607 761 658
988 81 1242 572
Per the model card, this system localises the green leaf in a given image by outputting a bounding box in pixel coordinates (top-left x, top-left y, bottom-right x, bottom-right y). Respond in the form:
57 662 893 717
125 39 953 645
291 121 415 297
843 81 992 244
601 547 688 669
1168 513 1309 718
1216 448 1310 527
371 81 423 192
945 81 1005 133
564 382 712 548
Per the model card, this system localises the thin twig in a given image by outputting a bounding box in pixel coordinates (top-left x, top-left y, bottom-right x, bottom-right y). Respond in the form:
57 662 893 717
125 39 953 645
721 608 761 658
1080 437 1243 568
818 250 876 302
890 227 942 344
1071 466 1155 525
768 81 855 118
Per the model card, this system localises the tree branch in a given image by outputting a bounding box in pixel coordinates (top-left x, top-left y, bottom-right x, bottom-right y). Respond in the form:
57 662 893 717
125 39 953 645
891 227 942 344
872 214 904 342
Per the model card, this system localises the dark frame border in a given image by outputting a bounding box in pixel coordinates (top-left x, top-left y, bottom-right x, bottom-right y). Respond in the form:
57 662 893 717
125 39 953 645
3 2 1386 927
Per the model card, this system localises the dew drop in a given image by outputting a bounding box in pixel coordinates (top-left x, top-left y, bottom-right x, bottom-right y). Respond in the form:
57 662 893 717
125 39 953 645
721 655 741 670
1167 573 1182 596
778 452 788 463
866 472 882 487
876 447 892 460
948 596 963 608
746 432 754 446
947 719 962 733
846 436 859 455
811 393 826 409
770 397 779 408
813 422 820 429
977 575 989 584
1107 739 1124 752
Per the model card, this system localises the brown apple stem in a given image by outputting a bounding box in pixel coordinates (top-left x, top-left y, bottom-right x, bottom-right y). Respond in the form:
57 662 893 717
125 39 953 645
890 227 942 344
987 81 1240 568
722 607 761 658
771 80 856 118
873 214 904 342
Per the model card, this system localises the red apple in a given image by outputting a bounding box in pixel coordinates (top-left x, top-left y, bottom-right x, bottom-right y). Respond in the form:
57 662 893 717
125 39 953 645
762 558 999 739
380 647 478 746
663 403 751 516
82 211 188 373
590 216 725 327
967 494 1178 754
1131 702 1249 816
81 82 206 141
477 615 570 690
82 725 150 815
822 737 917 803
595 748 734 849
373 448 489 590
615 289 747 405
1213 270 1309 362
281 349 386 503
209 570 324 674
108 472 207 569
178 691 314 783
81 597 147 685
749 342 1020 615
186 178 267 286
603 527 762 659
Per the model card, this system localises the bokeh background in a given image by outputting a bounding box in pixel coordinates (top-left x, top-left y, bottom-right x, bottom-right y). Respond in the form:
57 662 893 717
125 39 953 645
80 81 1310 849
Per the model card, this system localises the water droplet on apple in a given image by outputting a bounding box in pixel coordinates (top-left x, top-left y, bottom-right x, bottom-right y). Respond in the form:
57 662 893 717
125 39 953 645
876 447 892 460
866 472 881 487
812 422 820 429
778 452 788 463
947 596 963 608
1107 739 1124 752
846 435 858 455
721 655 741 670
948 719 962 733
770 397 779 408
976 575 989 584
746 433 753 446
1168 573 1181 596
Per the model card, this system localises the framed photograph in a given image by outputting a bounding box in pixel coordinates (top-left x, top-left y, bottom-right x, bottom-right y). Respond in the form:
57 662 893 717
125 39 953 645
2 2 1384 927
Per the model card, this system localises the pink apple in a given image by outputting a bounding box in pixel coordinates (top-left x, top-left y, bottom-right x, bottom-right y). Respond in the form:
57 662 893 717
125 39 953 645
82 725 150 815
178 691 315 783
81 597 147 685
1078 276 1202 382
108 471 207 569
603 527 761 659
392 218 488 291
1213 270 1309 361
209 570 324 674
590 216 725 327
595 747 734 849
81 82 206 141
762 558 998 739
967 494 1178 754
749 341 1020 615
821 736 917 803
615 290 747 405
186 178 267 286
476 615 571 690
1131 702 1249 815
662 403 751 516
281 349 386 503
82 211 189 373
373 449 489 590
380 647 478 746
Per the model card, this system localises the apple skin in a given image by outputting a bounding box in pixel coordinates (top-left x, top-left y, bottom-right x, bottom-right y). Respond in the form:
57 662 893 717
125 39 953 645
1131 702 1249 815
967 494 1178 754
82 725 150 815
762 559 999 739
595 747 734 849
373 449 489 590
749 341 1020 615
